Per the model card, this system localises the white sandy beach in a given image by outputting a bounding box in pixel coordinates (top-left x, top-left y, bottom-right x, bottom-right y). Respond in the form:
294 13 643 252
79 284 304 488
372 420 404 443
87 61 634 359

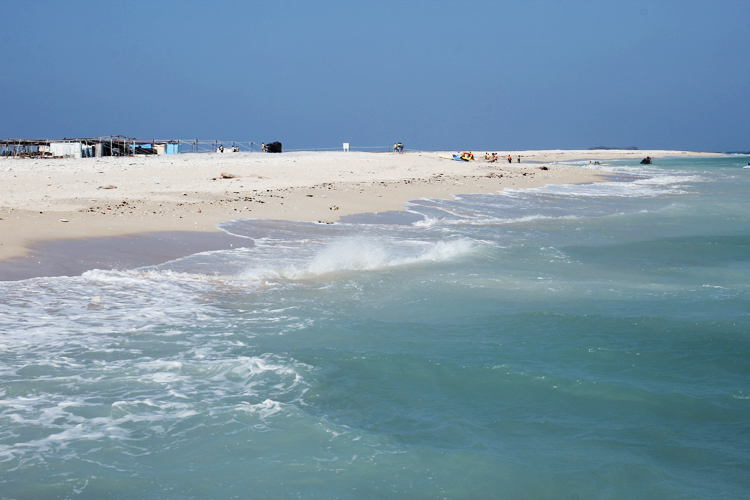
0 149 719 264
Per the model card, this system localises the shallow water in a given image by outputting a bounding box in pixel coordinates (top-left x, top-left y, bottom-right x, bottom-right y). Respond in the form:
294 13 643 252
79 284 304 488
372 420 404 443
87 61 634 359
1 156 749 499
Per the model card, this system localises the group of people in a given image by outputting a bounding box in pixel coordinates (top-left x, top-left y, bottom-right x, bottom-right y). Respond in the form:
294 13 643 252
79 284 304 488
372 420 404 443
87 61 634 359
458 152 521 163
218 145 240 153
392 142 404 153
495 154 520 163
484 152 519 163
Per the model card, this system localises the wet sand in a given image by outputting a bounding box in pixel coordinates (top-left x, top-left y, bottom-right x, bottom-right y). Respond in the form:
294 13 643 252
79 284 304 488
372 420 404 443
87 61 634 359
0 231 251 281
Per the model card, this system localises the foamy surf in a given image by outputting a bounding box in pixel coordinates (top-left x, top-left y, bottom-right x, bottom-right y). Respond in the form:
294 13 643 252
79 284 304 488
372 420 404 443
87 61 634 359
414 213 582 228
235 237 476 281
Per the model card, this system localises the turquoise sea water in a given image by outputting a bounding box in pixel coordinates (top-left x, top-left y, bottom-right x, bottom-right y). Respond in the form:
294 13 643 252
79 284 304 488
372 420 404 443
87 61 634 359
1 156 749 499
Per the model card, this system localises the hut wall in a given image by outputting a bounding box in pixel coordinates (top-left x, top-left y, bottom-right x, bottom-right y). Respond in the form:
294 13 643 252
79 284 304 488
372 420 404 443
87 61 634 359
49 142 83 159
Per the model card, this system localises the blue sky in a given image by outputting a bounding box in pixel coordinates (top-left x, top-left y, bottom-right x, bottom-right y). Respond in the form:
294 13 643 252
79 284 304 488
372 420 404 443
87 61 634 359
1 0 748 151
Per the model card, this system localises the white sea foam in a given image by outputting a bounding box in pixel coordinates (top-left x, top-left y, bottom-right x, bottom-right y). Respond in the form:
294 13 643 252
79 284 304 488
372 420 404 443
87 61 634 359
0 270 221 351
0 352 309 464
414 213 581 228
235 237 476 282
502 179 686 199
237 399 285 419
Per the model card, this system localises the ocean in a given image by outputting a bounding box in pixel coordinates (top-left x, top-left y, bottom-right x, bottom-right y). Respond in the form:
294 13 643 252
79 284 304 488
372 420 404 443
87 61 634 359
1 155 749 499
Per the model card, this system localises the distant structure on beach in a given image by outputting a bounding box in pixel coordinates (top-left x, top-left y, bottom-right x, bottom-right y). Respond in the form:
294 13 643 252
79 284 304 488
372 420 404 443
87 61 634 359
1 136 261 158
2 136 401 158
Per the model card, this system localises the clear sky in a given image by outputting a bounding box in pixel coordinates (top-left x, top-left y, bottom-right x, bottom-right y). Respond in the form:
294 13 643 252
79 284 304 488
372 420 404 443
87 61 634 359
2 0 748 151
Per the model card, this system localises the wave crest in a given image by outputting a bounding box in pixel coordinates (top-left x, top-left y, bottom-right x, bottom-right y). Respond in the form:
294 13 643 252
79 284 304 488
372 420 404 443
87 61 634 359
236 237 476 281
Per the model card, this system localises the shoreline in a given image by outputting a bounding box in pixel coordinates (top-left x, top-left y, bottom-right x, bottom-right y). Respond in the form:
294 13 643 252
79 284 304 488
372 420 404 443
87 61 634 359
0 150 720 280
0 231 252 281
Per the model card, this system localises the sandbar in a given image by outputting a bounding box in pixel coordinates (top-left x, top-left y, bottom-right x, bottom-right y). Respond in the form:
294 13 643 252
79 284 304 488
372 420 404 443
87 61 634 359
0 149 719 279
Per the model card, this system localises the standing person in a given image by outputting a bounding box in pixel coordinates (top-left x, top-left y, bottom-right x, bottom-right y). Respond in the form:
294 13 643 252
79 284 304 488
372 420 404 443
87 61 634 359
261 143 266 153
508 155 512 163
393 143 398 153
397 142 403 153
517 155 521 163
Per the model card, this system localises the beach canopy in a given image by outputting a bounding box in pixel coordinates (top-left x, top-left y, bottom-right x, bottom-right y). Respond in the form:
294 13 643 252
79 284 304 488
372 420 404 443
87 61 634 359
266 141 282 153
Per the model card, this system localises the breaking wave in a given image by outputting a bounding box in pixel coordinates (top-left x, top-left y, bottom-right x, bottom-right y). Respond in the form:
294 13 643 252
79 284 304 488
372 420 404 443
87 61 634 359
236 237 476 281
